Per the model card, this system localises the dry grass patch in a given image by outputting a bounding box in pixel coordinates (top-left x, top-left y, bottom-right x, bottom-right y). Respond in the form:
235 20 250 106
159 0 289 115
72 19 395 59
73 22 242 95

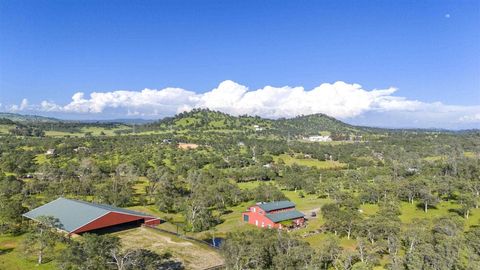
113 227 224 270
178 143 199 150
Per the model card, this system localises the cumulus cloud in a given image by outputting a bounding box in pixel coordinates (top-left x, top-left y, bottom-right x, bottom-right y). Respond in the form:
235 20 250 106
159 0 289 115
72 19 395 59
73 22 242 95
459 113 480 123
4 80 480 129
30 80 414 119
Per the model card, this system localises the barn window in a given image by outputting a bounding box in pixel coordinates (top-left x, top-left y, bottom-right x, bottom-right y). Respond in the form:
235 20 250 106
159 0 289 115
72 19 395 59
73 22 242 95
243 215 249 222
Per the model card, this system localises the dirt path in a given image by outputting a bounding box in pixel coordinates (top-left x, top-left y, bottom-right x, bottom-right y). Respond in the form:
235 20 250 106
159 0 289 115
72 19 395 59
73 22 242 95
114 227 224 270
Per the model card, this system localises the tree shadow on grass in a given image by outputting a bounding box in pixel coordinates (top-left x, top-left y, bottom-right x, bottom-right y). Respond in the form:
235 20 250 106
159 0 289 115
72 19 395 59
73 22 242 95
447 208 464 217
0 247 13 255
220 209 233 215
415 203 438 211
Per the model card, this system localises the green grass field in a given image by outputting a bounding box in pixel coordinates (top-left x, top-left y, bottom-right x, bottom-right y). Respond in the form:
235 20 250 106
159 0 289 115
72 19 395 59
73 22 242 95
0 124 14 134
273 154 347 169
0 234 57 270
35 154 49 165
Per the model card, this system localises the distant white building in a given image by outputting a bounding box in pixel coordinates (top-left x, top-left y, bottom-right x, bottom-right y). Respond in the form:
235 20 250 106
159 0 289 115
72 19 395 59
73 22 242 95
307 135 332 142
46 149 56 155
253 125 264 131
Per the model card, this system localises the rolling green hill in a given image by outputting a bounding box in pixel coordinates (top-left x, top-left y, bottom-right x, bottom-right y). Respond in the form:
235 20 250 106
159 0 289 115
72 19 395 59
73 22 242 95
139 109 362 136
0 112 60 123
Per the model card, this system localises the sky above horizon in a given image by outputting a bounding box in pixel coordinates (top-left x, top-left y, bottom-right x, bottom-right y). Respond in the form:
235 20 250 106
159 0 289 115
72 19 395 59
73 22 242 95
0 0 479 129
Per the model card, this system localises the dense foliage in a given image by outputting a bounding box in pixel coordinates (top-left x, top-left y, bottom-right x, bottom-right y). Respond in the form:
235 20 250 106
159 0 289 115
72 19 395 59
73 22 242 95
0 110 479 269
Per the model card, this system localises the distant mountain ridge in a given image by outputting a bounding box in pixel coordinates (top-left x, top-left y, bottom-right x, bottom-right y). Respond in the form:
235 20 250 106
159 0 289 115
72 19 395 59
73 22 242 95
0 112 61 123
2 111 475 135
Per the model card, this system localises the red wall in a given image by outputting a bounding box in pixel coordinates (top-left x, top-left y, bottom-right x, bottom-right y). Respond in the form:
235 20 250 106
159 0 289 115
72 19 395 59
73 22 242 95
73 212 147 234
242 205 305 229
144 218 161 226
242 211 276 228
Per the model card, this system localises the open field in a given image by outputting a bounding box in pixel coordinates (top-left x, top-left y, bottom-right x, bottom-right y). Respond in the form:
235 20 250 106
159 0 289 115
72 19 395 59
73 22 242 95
44 126 130 137
0 234 57 270
273 154 347 169
0 124 14 134
113 227 224 270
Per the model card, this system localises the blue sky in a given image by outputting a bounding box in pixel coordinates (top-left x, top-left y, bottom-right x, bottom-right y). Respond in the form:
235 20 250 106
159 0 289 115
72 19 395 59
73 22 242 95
0 0 479 128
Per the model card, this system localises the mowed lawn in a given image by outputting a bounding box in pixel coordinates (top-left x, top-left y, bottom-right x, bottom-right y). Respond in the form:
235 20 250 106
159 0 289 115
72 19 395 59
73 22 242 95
273 154 347 169
113 227 224 270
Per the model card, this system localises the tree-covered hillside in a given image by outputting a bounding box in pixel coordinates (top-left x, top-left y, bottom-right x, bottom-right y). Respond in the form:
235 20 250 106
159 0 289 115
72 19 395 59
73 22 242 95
138 109 362 137
0 113 60 123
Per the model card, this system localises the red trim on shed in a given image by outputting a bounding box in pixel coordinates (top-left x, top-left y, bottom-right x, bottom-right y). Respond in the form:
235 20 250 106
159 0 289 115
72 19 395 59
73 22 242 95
72 212 153 234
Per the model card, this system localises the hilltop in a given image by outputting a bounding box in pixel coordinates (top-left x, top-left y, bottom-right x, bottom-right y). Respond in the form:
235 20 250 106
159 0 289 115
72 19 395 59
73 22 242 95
140 109 361 136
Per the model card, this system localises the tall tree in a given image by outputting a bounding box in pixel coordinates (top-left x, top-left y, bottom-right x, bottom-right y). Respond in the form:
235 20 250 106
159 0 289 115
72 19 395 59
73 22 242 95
22 216 64 265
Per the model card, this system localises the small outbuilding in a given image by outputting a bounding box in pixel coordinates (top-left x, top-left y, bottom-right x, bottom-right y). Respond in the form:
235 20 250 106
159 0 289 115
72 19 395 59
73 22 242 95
23 197 161 235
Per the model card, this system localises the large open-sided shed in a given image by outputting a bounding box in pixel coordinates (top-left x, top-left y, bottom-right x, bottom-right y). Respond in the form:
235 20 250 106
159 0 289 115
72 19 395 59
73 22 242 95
23 197 160 235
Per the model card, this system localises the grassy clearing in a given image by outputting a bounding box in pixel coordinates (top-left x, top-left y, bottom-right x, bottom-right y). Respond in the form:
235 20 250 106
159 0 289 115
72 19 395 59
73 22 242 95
273 154 347 169
113 227 224 270
175 117 199 127
303 233 357 251
0 234 57 270
0 124 14 134
399 201 480 228
44 130 83 137
44 126 129 137
424 151 478 162
35 154 49 165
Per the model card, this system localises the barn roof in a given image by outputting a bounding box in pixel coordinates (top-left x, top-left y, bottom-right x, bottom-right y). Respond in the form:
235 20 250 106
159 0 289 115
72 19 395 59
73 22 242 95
266 210 304 223
258 201 295 212
22 197 154 233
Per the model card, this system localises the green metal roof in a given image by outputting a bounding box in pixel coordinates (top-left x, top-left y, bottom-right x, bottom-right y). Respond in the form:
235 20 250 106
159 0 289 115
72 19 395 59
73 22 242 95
258 201 295 212
266 210 304 223
22 197 154 233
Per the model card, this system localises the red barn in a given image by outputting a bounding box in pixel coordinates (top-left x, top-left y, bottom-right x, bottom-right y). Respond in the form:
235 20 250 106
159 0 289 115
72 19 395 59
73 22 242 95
242 201 305 229
23 197 161 235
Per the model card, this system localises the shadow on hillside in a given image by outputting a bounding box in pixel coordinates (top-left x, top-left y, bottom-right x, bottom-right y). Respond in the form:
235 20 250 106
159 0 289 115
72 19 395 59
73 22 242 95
415 203 438 211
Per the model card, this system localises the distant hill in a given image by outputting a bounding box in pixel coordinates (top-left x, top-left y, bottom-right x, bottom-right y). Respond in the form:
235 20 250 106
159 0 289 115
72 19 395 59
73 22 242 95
141 109 361 136
0 113 60 123
78 118 155 124
143 109 271 130
273 113 360 136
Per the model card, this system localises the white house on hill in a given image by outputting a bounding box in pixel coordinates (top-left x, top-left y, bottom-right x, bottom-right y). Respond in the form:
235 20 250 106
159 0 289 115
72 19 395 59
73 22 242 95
307 135 332 142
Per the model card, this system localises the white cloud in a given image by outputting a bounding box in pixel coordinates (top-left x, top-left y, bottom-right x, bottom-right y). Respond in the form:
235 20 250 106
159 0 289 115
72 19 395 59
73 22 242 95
3 80 480 129
19 99 29 110
459 113 480 123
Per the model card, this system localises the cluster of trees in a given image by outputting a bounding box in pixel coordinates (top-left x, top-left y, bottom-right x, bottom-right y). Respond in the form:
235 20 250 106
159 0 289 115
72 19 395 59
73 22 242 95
223 220 480 269
0 173 27 234
151 168 286 232
9 125 45 137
